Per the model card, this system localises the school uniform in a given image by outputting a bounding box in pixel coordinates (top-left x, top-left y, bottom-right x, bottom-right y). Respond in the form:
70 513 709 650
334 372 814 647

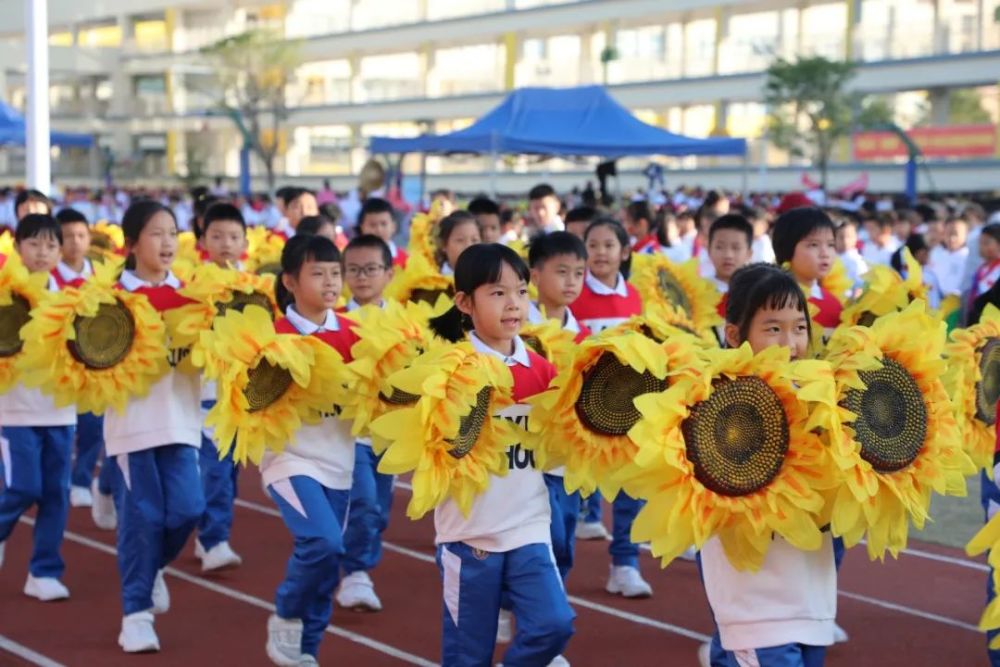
632 234 661 256
340 299 395 579
929 246 969 298
807 282 843 332
264 305 359 660
436 332 574 666
838 250 868 292
970 260 1000 311
198 369 239 553
570 272 646 569
104 270 205 615
861 238 900 268
387 240 409 269
0 277 77 580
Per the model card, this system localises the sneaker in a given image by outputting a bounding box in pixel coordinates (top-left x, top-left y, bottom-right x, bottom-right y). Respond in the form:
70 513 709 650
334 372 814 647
575 521 610 541
90 480 117 530
298 656 319 666
23 574 70 601
496 608 514 644
194 539 206 560
833 622 849 643
266 614 303 666
152 570 170 614
118 611 160 653
335 571 382 612
697 642 711 667
605 565 652 598
69 485 93 508
548 655 571 666
678 546 698 562
201 541 243 573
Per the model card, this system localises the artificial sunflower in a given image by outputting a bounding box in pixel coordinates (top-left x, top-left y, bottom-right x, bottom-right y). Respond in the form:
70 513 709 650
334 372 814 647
406 210 438 267
90 222 125 263
519 317 576 372
821 257 853 303
246 226 285 275
945 304 1000 470
384 252 454 314
966 514 1000 647
201 305 351 465
528 329 697 496
371 343 524 519
824 302 973 560
840 248 930 327
17 261 170 414
176 231 200 266
623 344 840 571
344 300 441 442
0 254 48 392
0 230 14 257
612 301 717 349
630 254 722 335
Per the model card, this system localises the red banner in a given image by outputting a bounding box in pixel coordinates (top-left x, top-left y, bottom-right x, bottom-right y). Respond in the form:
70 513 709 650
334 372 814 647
853 125 998 160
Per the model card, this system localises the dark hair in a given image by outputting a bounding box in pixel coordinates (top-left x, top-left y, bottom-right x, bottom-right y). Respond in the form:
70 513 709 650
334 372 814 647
654 208 676 247
527 231 587 268
202 202 246 233
284 187 315 208
467 197 500 217
970 278 1000 326
708 213 753 248
771 207 835 266
275 186 295 204
583 216 632 279
981 224 1000 247
55 207 89 227
120 200 177 271
344 234 392 269
275 234 342 311
891 234 928 274
296 214 336 237
15 213 62 244
14 189 52 218
565 206 598 226
726 263 813 345
429 243 530 342
431 188 454 201
528 183 556 201
626 201 657 235
192 193 220 239
358 197 395 228
435 210 479 266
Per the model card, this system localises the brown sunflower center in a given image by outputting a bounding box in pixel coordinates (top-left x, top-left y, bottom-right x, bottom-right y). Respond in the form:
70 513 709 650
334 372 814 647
410 286 454 306
216 291 274 319
379 387 421 406
446 387 492 459
255 262 282 276
575 352 667 436
842 357 927 473
0 293 30 357
522 334 547 359
656 268 692 318
683 376 790 497
243 358 294 413
68 300 136 370
976 337 1000 426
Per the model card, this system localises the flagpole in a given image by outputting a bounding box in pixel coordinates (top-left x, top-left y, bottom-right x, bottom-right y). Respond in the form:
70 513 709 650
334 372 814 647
26 0 51 194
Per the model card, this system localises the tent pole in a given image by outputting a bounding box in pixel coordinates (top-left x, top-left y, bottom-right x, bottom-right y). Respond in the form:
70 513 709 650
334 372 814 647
741 149 749 200
490 130 499 199
25 0 51 194
419 152 427 206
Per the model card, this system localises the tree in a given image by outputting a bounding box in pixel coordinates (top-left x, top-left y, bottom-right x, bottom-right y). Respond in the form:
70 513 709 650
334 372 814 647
763 56 891 190
916 88 992 126
200 30 302 191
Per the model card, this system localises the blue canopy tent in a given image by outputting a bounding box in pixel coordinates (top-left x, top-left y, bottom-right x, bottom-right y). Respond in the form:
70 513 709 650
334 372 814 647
0 100 93 148
369 85 747 196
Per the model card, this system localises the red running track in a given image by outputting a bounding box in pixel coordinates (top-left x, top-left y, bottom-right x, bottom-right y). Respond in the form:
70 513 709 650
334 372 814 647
0 470 988 666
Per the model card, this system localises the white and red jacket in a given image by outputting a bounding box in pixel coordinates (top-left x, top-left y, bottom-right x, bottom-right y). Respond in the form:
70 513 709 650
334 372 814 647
103 271 201 456
259 306 359 490
571 271 642 335
434 332 556 552
387 240 409 269
50 258 93 289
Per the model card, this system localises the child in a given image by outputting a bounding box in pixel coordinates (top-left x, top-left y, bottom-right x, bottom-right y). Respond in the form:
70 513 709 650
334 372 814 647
528 183 563 234
436 211 482 276
747 207 775 264
295 215 338 244
969 225 1000 312
432 243 575 666
336 234 396 613
14 188 52 221
53 207 94 289
564 206 598 240
195 202 250 572
264 235 360 666
358 197 407 268
929 217 969 298
707 214 754 296
527 232 590 344
891 234 942 309
0 214 77 601
860 213 900 268
468 197 503 245
699 263 836 667
772 207 842 332
623 201 660 254
835 218 868 293
105 201 205 653
570 218 651 598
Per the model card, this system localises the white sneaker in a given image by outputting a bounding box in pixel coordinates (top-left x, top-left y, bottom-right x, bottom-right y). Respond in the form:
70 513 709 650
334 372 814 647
90 480 117 530
833 622 849 643
152 570 170 614
194 538 206 560
266 614 303 666
201 541 243 573
298 656 319 666
678 546 698 562
548 655 571 666
575 521 610 541
605 565 652 598
118 611 160 653
496 608 514 644
69 485 93 507
335 571 382 612
697 641 711 667
23 574 70 601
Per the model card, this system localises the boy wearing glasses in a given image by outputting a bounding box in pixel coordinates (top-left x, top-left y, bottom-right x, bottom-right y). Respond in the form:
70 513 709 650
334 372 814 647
336 234 395 611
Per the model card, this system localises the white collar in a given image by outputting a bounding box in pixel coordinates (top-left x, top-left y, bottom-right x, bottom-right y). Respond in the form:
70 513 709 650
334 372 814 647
468 331 531 368
46 274 59 292
809 281 823 299
562 306 581 334
56 258 93 282
346 298 384 312
120 269 181 291
527 302 580 333
543 216 565 233
284 304 340 334
440 261 454 276
527 302 544 325
585 270 628 297
387 240 398 257
711 276 729 294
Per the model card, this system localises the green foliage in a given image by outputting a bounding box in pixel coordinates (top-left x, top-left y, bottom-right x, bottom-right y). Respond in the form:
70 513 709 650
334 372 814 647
916 88 993 126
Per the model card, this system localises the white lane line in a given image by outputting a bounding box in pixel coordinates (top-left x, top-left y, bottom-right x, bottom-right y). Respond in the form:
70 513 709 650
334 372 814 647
237 499 712 642
0 634 65 667
16 517 436 667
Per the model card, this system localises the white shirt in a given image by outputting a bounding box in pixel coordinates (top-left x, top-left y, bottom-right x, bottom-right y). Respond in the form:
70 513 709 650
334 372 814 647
660 242 691 264
929 245 970 297
584 270 627 297
284 304 339 333
839 250 869 289
439 262 454 277
526 302 582 335
55 258 94 284
861 238 901 267
697 247 714 278
543 216 564 234
752 235 776 264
